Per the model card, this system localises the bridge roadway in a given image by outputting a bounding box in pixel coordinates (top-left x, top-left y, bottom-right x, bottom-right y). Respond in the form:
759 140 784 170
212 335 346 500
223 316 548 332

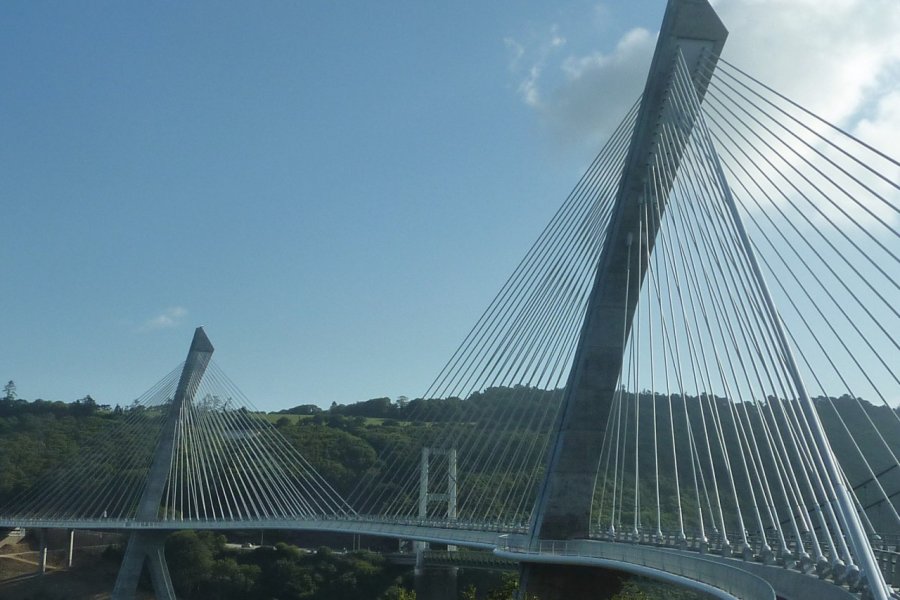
1 515 884 599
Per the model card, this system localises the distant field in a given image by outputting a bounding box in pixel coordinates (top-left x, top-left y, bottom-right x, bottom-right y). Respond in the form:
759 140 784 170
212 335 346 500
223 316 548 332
259 413 312 424
259 414 398 426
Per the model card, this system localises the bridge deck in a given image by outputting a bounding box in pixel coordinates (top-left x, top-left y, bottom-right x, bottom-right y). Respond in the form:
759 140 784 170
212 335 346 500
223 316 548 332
2 516 880 599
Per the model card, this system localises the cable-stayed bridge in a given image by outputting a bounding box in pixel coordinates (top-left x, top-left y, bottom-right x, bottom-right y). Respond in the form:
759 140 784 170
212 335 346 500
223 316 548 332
2 0 899 598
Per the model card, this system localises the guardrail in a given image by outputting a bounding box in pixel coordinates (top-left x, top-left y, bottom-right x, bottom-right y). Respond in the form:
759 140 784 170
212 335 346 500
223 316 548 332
874 548 900 588
386 550 518 570
498 536 775 600
0 514 891 595
0 514 526 534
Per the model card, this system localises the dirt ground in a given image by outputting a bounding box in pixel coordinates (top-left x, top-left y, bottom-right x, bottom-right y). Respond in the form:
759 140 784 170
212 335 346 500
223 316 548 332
0 540 152 600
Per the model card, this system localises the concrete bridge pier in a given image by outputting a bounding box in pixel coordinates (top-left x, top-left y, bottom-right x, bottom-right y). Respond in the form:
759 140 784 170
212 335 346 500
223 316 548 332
414 542 427 574
67 529 75 568
112 531 176 600
37 528 47 575
521 1 727 598
112 327 214 599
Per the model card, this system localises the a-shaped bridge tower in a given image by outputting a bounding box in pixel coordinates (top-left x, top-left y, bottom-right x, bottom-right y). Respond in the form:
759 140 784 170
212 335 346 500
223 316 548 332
112 327 214 599
524 1 890 598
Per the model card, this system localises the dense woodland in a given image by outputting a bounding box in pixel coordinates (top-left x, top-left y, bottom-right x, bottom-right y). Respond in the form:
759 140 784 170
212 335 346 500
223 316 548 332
1 382 899 597
153 531 703 600
162 533 413 600
1 384 899 520
1 385 899 514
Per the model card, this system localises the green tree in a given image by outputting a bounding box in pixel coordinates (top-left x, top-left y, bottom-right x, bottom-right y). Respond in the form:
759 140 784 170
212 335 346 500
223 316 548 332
381 586 416 600
209 557 260 599
166 531 219 598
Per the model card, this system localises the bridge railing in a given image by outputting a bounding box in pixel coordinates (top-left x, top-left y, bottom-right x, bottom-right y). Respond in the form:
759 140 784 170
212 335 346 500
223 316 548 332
871 534 900 552
498 536 775 600
592 526 900 562
874 549 900 588
0 513 527 533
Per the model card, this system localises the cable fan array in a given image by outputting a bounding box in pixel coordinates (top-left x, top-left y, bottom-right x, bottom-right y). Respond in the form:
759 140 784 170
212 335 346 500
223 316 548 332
0 365 182 521
1 361 353 522
592 49 900 579
347 103 641 528
708 57 900 539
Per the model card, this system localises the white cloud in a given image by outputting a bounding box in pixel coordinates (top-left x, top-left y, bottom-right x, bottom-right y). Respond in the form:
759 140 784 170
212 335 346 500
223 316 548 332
854 91 900 163
504 0 900 236
713 0 900 127
711 0 900 229
509 0 900 161
519 65 543 108
561 27 652 81
505 25 568 110
548 27 655 149
140 306 188 332
503 37 525 72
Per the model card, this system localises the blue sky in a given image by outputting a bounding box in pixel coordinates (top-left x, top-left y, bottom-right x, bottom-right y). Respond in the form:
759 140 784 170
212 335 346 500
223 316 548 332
2 1 898 411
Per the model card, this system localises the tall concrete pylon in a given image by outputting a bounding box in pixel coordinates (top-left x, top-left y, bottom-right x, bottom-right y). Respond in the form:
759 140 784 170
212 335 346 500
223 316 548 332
522 1 727 596
523 0 891 597
528 0 727 545
112 327 214 600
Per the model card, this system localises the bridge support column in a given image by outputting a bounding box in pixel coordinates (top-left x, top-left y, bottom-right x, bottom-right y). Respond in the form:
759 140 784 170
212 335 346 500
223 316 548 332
37 528 47 575
112 327 214 599
414 448 430 563
67 529 74 568
522 1 727 597
414 446 459 562
527 0 726 544
112 531 175 600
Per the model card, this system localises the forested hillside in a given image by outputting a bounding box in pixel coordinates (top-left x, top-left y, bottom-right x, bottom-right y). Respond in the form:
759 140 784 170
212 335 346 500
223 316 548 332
2 387 898 598
1 388 898 531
